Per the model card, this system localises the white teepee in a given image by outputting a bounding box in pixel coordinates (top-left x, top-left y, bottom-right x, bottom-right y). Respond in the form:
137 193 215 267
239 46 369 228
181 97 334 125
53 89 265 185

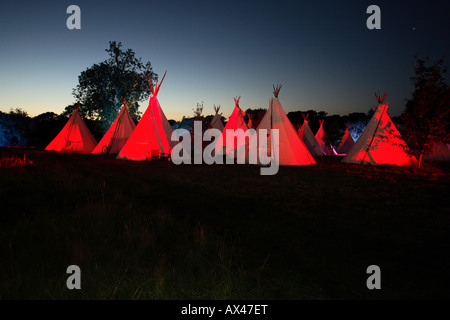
255 85 316 166
210 105 224 131
336 124 355 155
297 113 324 156
92 102 136 154
342 92 417 166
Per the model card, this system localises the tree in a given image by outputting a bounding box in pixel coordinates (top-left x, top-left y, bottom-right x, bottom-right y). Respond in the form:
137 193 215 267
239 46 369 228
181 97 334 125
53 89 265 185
0 111 6 146
29 112 62 147
400 57 450 168
193 101 204 119
325 115 343 147
0 109 32 146
286 110 304 129
72 41 157 132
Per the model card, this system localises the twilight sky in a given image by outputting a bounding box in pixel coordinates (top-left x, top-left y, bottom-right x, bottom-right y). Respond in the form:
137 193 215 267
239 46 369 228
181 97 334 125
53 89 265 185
0 0 448 121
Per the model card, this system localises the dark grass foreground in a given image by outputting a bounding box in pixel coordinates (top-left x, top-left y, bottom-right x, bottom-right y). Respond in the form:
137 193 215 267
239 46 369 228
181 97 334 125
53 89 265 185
0 147 449 299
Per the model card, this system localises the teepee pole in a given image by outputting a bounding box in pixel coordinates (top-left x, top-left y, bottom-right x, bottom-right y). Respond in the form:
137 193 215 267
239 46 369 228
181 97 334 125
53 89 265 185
144 71 168 158
150 101 165 157
271 99 274 161
234 96 246 128
154 71 167 96
144 73 154 96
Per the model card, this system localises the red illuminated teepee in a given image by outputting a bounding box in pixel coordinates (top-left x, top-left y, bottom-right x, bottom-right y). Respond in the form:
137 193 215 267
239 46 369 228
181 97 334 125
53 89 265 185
342 92 417 166
336 124 355 155
116 71 175 161
45 104 97 153
256 85 316 165
92 100 136 154
297 113 323 157
315 119 337 155
214 96 249 157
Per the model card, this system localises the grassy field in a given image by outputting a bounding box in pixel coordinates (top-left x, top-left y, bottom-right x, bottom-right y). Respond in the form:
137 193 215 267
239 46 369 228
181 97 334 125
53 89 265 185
0 147 449 299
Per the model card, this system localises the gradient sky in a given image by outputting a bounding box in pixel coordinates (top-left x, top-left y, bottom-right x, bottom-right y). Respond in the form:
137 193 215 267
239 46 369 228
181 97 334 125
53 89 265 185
0 0 448 121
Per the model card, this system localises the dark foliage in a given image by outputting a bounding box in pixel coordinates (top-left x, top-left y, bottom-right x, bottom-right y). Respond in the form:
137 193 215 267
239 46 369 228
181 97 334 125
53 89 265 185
400 57 450 167
0 109 32 146
72 41 157 133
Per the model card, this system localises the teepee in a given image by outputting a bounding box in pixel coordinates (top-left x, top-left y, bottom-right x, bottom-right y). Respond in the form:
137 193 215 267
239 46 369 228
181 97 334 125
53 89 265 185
215 97 249 157
247 113 253 129
336 124 355 155
297 113 324 156
117 71 175 161
423 142 450 162
255 85 316 166
342 92 417 166
315 120 337 155
210 105 224 131
92 101 136 154
45 104 97 153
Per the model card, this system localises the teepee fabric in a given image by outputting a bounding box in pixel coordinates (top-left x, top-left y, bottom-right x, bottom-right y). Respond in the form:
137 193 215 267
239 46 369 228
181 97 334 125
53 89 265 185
315 120 337 155
256 88 316 166
92 104 136 154
117 72 174 161
215 97 249 157
342 103 417 166
45 106 97 153
297 115 324 157
158 104 177 149
336 125 355 155
423 142 450 161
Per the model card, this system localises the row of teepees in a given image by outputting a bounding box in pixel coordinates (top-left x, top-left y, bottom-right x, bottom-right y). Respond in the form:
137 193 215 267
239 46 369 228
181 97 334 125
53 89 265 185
45 77 449 166
45 72 175 161
298 116 355 156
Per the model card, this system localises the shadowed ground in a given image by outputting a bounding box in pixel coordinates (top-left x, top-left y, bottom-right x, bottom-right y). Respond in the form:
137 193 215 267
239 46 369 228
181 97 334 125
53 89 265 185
0 147 449 299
